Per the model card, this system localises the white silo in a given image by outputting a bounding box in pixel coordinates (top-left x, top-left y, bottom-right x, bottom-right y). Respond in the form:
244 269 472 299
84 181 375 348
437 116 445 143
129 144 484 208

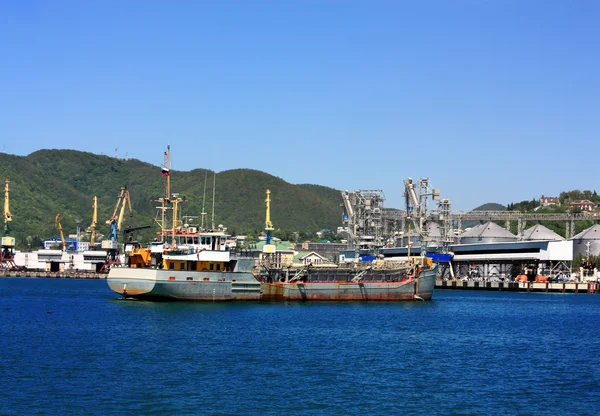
521 223 565 241
460 221 517 244
570 222 600 257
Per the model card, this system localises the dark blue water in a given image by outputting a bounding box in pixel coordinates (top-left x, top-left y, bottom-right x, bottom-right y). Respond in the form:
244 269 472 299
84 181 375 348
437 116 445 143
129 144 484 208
1 278 599 415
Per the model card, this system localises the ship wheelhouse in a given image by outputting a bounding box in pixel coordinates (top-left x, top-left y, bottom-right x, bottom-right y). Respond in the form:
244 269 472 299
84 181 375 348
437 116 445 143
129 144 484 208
174 232 228 252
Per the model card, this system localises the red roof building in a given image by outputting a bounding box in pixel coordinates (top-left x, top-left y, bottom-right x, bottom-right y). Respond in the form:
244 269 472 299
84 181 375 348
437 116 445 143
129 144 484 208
570 200 595 212
540 195 560 207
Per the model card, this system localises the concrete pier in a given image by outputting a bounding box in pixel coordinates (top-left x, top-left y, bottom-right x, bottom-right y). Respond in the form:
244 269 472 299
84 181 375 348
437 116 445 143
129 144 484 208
436 279 599 294
1 271 105 279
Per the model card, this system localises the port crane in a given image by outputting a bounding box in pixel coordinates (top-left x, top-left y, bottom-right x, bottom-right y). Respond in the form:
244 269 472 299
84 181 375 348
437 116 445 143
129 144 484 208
55 214 67 252
403 178 442 257
265 189 274 245
100 186 132 272
1 178 18 270
4 179 11 235
260 189 279 277
87 196 98 247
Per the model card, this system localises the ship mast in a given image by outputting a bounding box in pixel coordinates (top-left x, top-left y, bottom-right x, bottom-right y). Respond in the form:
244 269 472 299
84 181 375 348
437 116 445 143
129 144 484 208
172 197 179 250
200 170 207 231
156 146 171 243
155 145 182 248
211 172 216 230
164 145 171 200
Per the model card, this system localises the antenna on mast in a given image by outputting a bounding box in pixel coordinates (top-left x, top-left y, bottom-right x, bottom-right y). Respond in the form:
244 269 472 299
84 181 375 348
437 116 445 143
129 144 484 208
200 170 207 231
211 172 216 230
155 145 172 243
162 145 171 200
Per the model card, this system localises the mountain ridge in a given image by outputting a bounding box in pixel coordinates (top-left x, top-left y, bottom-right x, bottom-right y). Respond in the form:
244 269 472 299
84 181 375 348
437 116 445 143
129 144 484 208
0 149 344 248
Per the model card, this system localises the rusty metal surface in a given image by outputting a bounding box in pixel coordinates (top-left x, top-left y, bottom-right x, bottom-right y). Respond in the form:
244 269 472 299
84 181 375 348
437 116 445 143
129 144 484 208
261 270 436 301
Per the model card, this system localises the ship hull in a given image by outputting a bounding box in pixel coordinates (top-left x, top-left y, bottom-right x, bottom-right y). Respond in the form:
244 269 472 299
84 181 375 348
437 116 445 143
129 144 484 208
261 268 436 301
108 265 436 302
107 267 261 301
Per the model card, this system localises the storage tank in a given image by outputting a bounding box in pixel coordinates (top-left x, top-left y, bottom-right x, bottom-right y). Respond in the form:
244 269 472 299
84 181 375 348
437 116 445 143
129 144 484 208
396 222 443 248
521 223 565 241
459 221 517 244
570 222 600 257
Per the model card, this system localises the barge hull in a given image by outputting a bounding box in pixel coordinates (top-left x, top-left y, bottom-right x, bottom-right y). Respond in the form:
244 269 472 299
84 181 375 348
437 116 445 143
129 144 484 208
261 269 436 301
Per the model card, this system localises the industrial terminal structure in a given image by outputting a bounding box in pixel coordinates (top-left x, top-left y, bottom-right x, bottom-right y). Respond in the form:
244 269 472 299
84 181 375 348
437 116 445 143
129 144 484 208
340 179 599 282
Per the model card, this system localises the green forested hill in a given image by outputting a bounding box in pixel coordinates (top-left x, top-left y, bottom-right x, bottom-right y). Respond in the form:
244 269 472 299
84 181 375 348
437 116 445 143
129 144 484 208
471 202 507 211
0 150 343 248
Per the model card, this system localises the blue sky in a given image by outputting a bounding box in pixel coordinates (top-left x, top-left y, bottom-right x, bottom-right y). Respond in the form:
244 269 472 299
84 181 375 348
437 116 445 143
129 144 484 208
1 1 598 211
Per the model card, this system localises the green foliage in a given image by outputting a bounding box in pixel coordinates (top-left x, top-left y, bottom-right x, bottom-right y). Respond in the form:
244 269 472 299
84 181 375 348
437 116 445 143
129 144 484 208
559 189 600 205
573 253 600 269
1 150 344 250
507 199 540 212
319 230 345 242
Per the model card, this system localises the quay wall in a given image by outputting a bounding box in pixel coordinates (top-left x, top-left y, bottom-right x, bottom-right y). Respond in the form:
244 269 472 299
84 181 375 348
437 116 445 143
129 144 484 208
436 279 600 294
1 271 105 279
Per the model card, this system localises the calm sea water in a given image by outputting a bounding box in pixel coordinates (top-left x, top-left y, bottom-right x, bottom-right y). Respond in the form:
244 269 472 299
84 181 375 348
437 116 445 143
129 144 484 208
1 278 599 415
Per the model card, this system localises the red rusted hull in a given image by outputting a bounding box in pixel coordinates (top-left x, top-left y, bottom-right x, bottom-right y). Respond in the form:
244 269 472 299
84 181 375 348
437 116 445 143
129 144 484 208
261 269 436 301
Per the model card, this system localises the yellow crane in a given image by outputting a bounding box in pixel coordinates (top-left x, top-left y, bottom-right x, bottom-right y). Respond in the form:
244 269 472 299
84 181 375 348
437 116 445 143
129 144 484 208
262 189 276 254
55 214 67 252
101 186 133 272
4 179 12 236
88 196 98 247
265 189 274 243
1 178 17 270
106 187 132 238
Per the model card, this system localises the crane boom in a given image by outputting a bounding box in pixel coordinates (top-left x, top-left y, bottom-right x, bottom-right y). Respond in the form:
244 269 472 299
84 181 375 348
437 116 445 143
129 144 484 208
100 186 133 273
106 186 132 241
56 214 67 252
89 196 98 246
1 178 17 269
117 190 132 234
403 178 421 233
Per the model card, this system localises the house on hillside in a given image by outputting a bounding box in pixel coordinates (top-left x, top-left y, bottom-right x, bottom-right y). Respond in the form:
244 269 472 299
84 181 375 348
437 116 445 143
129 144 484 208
540 195 560 207
293 251 334 268
570 200 595 212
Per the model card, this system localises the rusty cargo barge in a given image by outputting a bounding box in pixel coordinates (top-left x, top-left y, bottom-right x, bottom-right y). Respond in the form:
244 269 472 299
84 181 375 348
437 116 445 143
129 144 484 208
256 259 437 302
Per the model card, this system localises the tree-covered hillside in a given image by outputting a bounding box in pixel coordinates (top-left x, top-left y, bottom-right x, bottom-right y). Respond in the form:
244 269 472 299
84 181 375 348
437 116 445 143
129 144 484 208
471 202 507 211
506 191 599 237
0 150 344 249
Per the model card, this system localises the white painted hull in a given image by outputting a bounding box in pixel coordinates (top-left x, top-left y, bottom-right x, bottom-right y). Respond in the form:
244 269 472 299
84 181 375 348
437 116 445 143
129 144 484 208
107 267 261 301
